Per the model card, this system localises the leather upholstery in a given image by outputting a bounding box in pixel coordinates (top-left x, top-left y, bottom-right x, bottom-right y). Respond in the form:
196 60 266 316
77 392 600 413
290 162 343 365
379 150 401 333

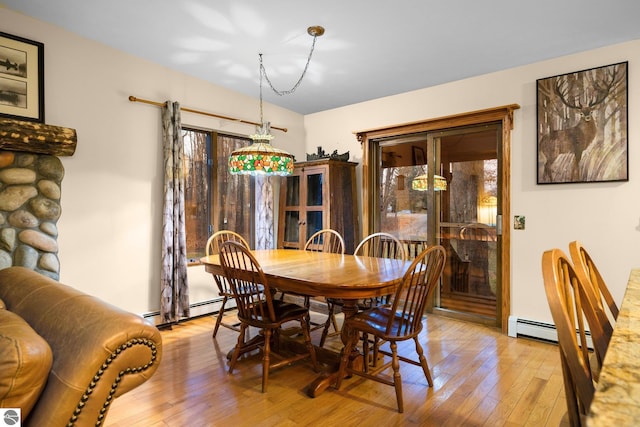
0 309 52 419
0 267 162 427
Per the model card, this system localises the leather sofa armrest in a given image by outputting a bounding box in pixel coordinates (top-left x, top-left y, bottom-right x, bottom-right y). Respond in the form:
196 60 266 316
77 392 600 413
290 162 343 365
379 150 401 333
0 267 162 427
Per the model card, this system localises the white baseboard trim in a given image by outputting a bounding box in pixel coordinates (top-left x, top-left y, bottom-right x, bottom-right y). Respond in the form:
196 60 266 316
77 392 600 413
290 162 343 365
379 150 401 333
143 297 236 326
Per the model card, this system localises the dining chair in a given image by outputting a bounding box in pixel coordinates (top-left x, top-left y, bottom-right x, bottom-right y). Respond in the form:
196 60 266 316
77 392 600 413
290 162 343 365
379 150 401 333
284 228 346 338
568 240 618 360
304 228 345 254
542 248 604 426
458 223 495 293
218 241 318 393
205 230 250 338
335 245 446 413
319 232 407 347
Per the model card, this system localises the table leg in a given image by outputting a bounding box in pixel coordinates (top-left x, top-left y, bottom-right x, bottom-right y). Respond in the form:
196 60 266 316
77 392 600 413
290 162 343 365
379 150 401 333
306 299 363 397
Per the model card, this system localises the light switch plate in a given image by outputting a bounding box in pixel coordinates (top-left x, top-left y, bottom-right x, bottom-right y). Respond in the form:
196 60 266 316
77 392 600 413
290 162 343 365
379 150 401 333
514 215 525 230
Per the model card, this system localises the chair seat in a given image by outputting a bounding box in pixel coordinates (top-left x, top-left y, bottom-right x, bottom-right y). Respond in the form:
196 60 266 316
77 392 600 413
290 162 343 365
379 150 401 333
347 307 420 341
328 296 389 311
273 301 309 320
239 300 309 328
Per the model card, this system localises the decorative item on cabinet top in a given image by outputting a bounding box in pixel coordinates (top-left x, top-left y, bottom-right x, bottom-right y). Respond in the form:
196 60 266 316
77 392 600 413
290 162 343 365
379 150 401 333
306 146 350 162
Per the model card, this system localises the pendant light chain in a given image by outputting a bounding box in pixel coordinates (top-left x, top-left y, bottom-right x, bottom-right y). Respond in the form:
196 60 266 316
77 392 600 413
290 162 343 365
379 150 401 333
258 54 265 126
259 32 319 97
228 26 323 176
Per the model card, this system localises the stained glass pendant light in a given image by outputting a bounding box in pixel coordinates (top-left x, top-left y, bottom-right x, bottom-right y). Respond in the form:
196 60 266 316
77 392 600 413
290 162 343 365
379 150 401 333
229 26 325 176
228 122 295 176
412 174 448 191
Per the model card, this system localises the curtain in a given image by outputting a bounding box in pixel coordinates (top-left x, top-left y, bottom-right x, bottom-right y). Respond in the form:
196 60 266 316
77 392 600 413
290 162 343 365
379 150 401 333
255 175 274 249
160 101 190 323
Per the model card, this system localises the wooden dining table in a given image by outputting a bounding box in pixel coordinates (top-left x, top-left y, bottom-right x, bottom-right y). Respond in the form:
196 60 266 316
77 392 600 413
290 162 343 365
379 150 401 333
587 268 640 426
200 248 413 397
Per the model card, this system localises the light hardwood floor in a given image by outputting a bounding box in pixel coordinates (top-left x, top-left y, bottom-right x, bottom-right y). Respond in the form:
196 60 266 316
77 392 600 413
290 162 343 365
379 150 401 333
105 312 568 427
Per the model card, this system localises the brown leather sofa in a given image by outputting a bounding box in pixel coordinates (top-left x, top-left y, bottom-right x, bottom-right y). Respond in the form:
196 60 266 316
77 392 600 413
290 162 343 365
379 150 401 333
0 266 162 427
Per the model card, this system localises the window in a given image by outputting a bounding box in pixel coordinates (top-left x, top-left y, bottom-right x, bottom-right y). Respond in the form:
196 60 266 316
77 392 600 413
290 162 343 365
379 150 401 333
183 128 254 262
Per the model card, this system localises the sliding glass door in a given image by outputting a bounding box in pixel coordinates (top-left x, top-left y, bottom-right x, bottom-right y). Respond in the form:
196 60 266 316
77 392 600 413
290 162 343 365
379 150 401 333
375 123 502 323
436 125 501 321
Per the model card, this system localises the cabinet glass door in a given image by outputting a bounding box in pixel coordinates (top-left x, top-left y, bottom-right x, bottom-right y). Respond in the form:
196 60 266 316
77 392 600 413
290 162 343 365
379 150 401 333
306 173 323 206
282 175 301 246
279 165 330 249
286 175 300 206
305 172 324 239
284 212 300 243
306 211 323 240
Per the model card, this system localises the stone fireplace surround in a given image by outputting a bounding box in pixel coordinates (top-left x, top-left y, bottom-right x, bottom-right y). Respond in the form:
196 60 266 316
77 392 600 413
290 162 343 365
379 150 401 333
0 118 77 279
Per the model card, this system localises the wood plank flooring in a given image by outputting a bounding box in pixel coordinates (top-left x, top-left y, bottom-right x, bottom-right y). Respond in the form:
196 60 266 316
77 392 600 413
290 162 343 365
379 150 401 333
105 312 568 427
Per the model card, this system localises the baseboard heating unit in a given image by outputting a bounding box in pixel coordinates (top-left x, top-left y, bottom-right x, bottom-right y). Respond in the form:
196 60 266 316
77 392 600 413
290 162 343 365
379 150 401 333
508 316 593 348
143 297 232 326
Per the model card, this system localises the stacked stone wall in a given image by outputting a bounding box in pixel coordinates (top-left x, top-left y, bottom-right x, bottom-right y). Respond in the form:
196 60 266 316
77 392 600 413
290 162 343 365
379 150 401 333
0 151 63 279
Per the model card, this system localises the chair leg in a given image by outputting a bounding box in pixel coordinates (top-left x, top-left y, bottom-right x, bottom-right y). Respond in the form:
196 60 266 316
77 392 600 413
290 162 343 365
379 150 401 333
228 323 247 374
390 341 404 413
261 328 272 393
372 337 381 368
319 300 336 347
212 295 228 338
362 332 370 373
413 336 433 387
303 296 313 331
300 317 319 371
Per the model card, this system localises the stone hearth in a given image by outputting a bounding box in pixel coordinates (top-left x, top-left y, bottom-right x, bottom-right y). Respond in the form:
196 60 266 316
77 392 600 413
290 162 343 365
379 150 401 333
0 118 77 279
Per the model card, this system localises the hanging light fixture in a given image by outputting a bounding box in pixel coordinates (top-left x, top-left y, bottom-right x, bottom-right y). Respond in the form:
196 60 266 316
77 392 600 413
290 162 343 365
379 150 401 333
412 174 448 191
477 195 498 225
228 121 295 176
229 26 325 176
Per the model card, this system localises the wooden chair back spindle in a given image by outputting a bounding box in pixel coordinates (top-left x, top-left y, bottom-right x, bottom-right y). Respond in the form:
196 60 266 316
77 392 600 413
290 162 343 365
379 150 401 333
304 229 345 254
569 240 619 322
354 232 407 261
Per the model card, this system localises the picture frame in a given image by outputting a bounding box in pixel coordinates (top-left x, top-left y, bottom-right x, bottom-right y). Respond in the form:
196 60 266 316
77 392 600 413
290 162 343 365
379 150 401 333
0 31 44 123
412 146 425 166
536 61 628 184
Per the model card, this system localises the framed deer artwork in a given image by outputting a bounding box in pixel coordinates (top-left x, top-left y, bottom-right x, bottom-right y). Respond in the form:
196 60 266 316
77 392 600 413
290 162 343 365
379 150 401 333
537 61 628 184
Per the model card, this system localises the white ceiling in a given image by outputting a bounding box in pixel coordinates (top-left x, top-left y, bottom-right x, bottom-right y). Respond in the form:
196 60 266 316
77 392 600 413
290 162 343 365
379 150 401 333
3 0 640 114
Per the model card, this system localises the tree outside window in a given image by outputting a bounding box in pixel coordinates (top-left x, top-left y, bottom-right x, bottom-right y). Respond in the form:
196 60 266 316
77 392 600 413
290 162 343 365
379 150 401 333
183 129 254 262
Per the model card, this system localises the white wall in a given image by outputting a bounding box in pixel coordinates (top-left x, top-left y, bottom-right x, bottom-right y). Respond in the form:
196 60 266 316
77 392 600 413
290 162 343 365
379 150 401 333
0 7 305 315
3 6 638 327
304 40 640 325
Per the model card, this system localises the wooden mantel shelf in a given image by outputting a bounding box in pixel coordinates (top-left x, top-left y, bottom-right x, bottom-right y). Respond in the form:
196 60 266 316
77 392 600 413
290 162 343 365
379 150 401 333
0 118 77 157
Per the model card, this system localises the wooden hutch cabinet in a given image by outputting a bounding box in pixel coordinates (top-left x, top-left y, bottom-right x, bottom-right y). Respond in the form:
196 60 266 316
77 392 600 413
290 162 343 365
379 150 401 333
278 159 359 253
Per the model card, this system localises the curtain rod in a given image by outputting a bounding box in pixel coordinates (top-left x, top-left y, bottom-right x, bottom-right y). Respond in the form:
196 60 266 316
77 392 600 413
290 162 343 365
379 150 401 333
128 95 288 133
